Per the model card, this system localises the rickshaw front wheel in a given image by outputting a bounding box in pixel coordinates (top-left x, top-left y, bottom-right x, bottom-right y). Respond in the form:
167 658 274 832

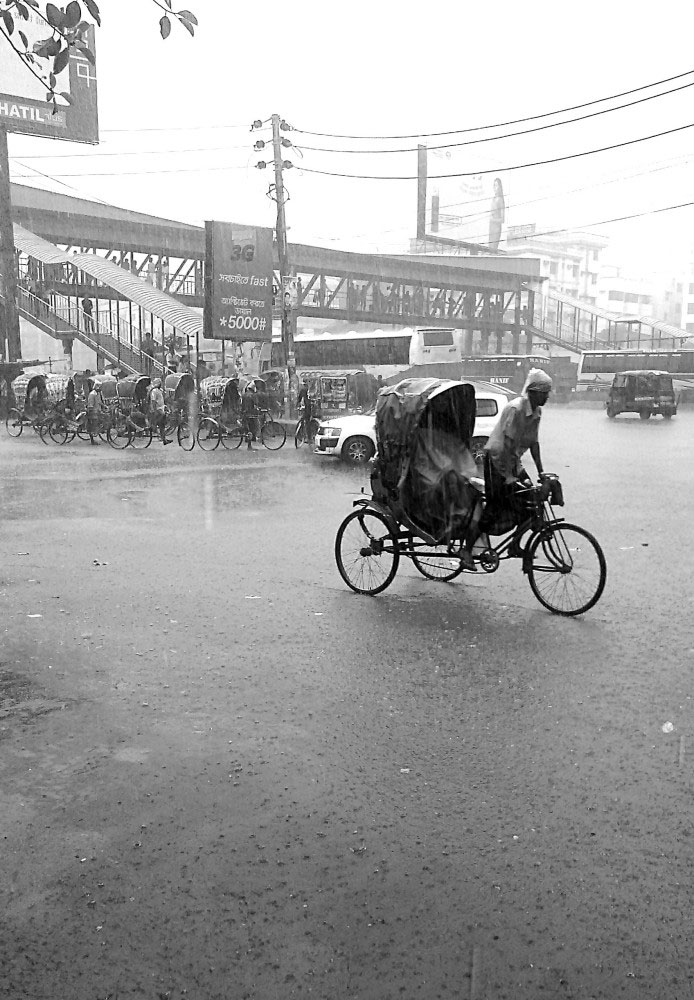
526 523 606 617
6 408 23 437
335 508 400 595
411 546 465 582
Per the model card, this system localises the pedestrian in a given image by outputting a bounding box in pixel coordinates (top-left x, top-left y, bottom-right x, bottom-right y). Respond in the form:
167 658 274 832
82 296 95 336
86 381 103 445
147 377 172 445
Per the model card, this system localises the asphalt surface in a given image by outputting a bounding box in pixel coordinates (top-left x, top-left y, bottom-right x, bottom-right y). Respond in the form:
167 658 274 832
1 404 693 1000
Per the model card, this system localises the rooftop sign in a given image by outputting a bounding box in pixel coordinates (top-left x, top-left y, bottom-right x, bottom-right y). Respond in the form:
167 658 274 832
0 16 98 143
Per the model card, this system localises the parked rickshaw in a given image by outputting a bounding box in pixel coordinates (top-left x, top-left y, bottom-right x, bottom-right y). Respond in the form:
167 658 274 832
47 374 120 445
334 377 607 617
6 372 68 439
164 371 197 449
196 374 286 450
259 368 285 417
606 370 677 420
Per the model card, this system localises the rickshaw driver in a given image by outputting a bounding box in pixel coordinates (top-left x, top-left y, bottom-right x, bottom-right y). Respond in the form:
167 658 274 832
148 378 173 445
296 378 314 437
461 368 553 564
86 381 103 445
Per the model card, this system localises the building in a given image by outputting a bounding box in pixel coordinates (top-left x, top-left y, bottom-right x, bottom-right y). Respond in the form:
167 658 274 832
504 226 609 306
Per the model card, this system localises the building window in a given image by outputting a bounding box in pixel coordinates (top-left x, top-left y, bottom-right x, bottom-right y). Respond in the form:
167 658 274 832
550 262 558 276
608 290 623 301
687 302 694 314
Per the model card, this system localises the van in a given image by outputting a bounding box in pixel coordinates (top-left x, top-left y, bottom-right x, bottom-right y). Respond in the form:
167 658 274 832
606 370 677 420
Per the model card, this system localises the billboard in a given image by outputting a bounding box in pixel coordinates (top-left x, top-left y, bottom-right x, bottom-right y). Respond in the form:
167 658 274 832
0 15 98 143
204 221 274 341
428 149 508 251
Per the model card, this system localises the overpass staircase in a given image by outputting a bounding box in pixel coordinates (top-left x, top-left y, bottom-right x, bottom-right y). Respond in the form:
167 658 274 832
3 283 167 378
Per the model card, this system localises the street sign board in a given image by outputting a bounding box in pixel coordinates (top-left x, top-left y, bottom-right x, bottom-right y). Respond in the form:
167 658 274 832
0 18 98 143
204 221 274 341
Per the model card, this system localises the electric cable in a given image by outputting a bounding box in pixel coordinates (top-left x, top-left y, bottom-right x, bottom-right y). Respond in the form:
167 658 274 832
296 120 694 180
292 68 694 139
297 79 694 155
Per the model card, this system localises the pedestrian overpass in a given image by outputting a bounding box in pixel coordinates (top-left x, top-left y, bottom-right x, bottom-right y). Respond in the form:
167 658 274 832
6 182 691 373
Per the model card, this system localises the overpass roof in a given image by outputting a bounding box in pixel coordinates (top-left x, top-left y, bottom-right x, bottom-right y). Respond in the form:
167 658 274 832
13 223 203 337
10 183 544 291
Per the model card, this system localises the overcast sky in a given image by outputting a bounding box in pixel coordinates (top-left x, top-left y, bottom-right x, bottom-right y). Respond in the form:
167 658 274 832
6 0 694 283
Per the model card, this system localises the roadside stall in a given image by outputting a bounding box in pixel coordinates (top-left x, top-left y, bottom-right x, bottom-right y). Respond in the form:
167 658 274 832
299 369 378 417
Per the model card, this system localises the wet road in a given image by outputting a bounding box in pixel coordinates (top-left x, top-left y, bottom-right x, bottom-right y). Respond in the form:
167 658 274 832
1 405 693 1000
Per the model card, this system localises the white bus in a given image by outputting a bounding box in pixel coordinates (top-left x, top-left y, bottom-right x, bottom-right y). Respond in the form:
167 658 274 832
408 328 461 366
577 349 694 392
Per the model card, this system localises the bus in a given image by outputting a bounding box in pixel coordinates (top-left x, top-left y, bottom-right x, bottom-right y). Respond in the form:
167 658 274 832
577 349 694 392
408 328 460 365
459 355 578 399
259 328 412 378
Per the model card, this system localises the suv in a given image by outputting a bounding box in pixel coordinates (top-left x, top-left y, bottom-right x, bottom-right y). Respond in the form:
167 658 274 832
606 370 677 420
313 387 510 465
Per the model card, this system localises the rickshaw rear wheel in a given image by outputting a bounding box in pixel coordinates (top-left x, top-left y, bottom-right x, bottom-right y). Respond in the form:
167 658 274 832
177 421 196 450
129 419 153 449
197 417 220 451
107 417 131 449
527 523 606 617
48 417 71 445
221 426 244 449
639 410 651 420
411 546 465 581
6 408 23 437
261 420 286 450
335 508 400 595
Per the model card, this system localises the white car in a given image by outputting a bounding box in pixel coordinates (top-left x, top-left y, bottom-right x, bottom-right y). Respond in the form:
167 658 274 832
313 386 512 465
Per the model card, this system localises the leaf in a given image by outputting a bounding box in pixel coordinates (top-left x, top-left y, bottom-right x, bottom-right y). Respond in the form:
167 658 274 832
177 9 198 24
60 91 73 105
45 3 63 28
83 0 101 26
46 91 53 102
77 43 95 64
24 0 40 6
19 30 28 47
16 4 30 20
164 0 172 7
65 1 82 28
1 10 14 35
49 72 56 88
53 46 70 75
179 17 194 36
159 14 171 38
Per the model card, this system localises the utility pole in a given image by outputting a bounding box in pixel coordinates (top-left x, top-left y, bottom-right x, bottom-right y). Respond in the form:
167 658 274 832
0 125 22 361
270 113 295 411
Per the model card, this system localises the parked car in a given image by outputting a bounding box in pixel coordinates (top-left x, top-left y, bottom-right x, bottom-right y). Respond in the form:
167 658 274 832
606 370 677 420
314 385 511 465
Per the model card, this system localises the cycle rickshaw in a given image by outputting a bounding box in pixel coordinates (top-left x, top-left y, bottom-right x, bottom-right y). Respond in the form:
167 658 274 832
112 374 152 448
196 375 286 450
334 377 607 617
6 372 69 440
164 371 197 450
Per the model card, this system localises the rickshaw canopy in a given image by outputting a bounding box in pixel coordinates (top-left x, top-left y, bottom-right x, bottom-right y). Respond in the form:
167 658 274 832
299 369 378 414
11 372 47 411
372 378 478 544
164 372 196 400
200 375 241 413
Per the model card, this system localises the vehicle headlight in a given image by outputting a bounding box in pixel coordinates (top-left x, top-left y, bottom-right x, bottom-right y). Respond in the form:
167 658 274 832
319 426 340 436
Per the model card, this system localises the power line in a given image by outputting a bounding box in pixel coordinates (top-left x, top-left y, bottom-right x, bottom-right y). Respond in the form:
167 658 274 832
297 79 694 155
10 162 252 178
10 143 253 159
297 121 694 181
291 68 694 140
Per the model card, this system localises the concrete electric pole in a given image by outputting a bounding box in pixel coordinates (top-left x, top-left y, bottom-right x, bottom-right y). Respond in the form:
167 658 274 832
0 125 22 361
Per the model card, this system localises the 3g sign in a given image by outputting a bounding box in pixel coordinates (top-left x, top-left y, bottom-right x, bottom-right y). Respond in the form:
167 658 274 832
230 243 255 262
